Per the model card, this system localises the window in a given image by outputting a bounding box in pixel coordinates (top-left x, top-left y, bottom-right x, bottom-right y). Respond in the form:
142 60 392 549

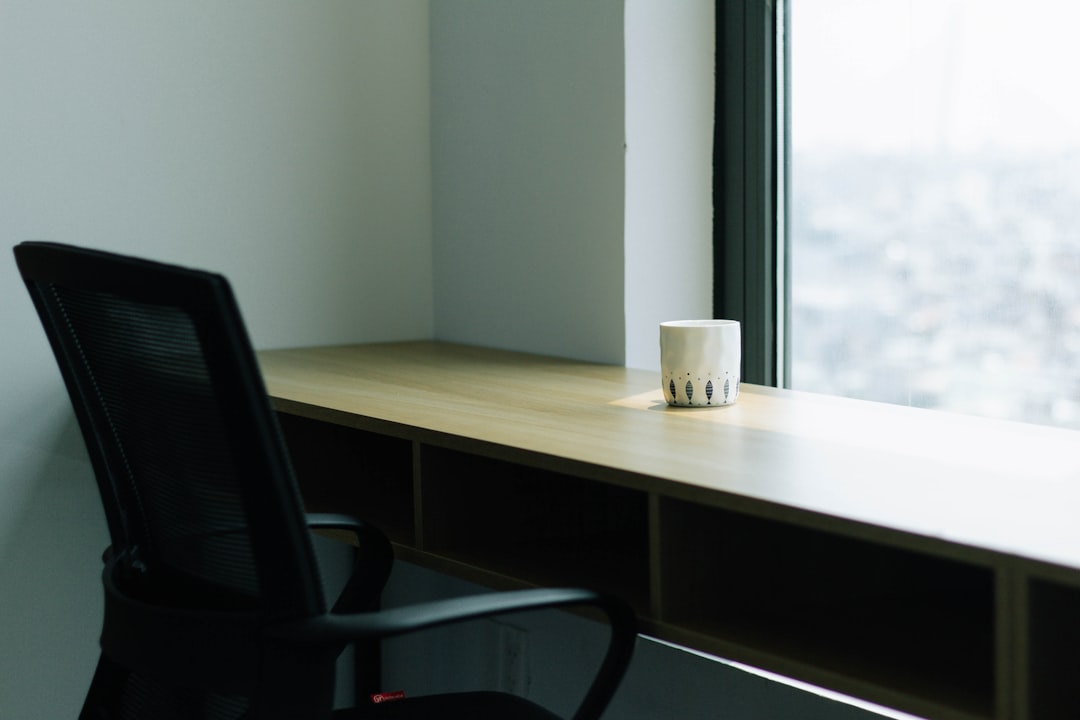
718 0 1080 430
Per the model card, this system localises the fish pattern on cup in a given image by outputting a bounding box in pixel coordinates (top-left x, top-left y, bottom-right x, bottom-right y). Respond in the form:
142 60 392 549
663 370 739 406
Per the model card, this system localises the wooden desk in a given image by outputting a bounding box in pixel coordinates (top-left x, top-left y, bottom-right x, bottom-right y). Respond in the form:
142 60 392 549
258 341 1080 720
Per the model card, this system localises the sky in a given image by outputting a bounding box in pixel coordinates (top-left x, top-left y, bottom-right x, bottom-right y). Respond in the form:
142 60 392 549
790 0 1080 155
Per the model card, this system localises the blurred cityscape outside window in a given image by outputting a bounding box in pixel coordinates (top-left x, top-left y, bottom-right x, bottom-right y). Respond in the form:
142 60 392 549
788 0 1080 429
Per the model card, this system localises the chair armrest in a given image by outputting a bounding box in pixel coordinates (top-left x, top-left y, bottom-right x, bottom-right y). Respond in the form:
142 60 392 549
269 587 637 720
305 512 386 537
305 513 394 613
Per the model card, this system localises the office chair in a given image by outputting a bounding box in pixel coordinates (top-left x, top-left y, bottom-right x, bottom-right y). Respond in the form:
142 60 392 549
14 241 636 720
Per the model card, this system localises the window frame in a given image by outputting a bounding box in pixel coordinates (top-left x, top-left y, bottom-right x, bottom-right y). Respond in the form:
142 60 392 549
712 0 787 387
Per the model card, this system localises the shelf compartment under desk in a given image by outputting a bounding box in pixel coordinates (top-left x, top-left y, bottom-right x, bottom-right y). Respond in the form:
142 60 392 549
1028 577 1080 719
415 445 651 613
656 497 996 720
277 413 415 546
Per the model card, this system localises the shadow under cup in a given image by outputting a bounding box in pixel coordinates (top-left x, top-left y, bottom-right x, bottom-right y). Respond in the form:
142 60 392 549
660 319 741 407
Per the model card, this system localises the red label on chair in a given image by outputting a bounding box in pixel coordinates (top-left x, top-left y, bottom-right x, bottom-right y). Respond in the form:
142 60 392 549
371 690 407 704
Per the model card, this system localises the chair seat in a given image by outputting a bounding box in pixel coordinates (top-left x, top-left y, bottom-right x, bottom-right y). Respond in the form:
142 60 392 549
334 691 561 720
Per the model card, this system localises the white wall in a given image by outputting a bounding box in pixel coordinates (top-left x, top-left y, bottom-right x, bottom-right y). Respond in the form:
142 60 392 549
624 0 716 370
0 2 432 717
425 0 714 370
430 0 627 365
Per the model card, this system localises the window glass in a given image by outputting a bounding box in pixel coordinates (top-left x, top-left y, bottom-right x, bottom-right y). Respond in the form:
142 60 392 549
789 0 1080 429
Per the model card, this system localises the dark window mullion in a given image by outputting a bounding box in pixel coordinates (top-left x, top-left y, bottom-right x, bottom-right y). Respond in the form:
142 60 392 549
713 0 779 387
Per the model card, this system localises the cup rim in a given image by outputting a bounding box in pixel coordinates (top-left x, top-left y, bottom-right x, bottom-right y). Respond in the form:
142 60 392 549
660 319 739 328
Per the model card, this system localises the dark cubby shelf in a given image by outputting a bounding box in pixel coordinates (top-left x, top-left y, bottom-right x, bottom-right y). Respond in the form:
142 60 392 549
416 446 651 614
1028 579 1080 719
277 412 415 546
657 498 995 718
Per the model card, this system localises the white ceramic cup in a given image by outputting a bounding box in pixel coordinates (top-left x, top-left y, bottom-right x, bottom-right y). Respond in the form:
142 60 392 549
660 319 741 407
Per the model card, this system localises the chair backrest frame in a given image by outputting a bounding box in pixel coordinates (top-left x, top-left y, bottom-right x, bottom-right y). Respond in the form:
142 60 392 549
15 241 325 618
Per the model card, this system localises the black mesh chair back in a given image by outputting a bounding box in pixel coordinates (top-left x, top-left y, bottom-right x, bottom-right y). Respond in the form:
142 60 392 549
16 242 332 718
16 241 636 720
